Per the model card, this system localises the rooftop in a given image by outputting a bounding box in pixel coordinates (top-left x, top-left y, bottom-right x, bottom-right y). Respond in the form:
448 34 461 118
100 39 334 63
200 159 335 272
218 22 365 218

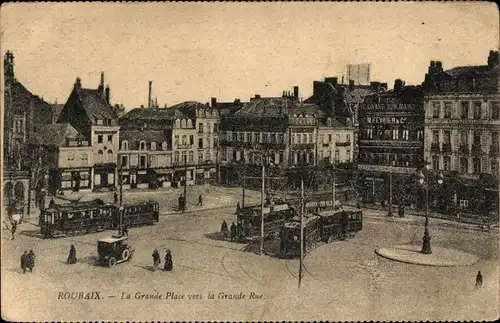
27 123 84 147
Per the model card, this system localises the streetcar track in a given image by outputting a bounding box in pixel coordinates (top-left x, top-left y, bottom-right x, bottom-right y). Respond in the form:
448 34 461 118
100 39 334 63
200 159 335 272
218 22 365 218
283 259 298 280
220 251 238 280
236 253 267 287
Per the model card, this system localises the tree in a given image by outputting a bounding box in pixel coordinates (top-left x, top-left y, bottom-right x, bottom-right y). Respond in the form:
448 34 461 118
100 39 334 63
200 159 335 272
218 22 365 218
22 144 51 205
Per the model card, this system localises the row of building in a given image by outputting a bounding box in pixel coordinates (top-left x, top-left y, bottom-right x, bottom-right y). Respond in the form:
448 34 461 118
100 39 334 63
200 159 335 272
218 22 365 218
3 50 499 217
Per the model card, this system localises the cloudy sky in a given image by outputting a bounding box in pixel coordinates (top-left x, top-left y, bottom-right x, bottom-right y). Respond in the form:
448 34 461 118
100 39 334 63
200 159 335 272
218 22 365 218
1 2 498 109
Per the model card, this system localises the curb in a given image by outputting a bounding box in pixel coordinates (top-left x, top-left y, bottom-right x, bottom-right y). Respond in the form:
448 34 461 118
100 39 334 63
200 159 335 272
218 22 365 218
374 246 479 267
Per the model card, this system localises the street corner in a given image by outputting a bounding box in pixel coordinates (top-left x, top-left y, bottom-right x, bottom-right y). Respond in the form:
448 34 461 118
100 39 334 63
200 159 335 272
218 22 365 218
375 244 479 267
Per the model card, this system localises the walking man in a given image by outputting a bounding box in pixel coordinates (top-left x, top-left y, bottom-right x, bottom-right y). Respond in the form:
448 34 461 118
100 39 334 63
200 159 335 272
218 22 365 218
230 222 237 242
152 249 160 269
20 251 28 274
67 245 77 264
164 250 173 271
197 194 203 206
26 250 35 273
10 221 17 240
113 192 118 204
122 225 129 237
476 270 483 287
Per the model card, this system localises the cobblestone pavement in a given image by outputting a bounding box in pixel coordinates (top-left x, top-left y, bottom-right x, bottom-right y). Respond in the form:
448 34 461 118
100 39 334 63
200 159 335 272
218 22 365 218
2 202 498 321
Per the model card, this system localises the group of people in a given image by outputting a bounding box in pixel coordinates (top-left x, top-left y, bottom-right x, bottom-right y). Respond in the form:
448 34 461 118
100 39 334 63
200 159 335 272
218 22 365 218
220 220 249 242
152 249 173 271
178 194 204 212
20 250 36 274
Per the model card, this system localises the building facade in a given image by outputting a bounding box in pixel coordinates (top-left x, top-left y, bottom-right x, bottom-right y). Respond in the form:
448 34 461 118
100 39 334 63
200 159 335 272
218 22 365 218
57 73 120 191
358 80 425 205
423 51 500 215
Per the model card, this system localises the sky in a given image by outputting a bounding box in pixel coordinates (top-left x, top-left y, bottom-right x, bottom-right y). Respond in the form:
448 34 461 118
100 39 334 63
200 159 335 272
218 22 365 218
1 2 498 110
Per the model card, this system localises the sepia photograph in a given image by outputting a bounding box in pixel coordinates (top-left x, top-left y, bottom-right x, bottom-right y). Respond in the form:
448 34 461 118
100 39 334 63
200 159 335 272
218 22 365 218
1 1 499 322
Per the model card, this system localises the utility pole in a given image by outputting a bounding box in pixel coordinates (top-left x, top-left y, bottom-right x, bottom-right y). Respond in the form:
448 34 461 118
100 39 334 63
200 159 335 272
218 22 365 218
119 165 123 206
242 162 246 208
387 171 393 216
332 160 336 209
184 155 188 209
260 162 265 255
299 178 304 288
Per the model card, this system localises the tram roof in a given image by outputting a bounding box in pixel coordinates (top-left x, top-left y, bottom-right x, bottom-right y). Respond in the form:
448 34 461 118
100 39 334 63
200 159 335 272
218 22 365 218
286 214 319 228
316 208 345 217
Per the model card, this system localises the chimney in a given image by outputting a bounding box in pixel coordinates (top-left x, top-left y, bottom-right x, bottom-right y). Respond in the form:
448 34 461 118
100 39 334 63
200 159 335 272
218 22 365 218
148 81 152 108
349 80 355 89
394 79 404 92
140 104 144 109
255 94 261 99
98 72 105 95
211 97 217 107
164 103 167 109
380 83 388 90
74 77 82 90
325 77 338 86
234 98 241 104
488 50 499 68
105 85 110 104
436 61 443 71
4 51 15 84
293 86 299 99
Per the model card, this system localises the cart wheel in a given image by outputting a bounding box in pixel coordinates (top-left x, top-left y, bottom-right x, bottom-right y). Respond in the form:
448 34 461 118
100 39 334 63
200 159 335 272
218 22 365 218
108 257 117 267
122 249 130 261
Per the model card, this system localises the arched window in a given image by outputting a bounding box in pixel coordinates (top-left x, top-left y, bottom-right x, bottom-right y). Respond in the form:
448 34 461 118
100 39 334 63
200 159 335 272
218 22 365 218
107 150 113 162
98 150 104 163
181 119 187 128
151 142 157 151
186 119 193 128
139 141 146 150
162 141 168 151
175 119 181 128
121 140 129 150
14 182 24 203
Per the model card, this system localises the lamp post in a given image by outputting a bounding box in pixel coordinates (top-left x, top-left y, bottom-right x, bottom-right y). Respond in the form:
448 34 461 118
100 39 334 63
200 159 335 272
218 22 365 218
418 164 443 255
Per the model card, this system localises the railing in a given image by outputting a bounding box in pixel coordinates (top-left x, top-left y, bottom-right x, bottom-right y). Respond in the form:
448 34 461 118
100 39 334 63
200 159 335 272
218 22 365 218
430 143 440 152
335 142 351 147
176 144 193 149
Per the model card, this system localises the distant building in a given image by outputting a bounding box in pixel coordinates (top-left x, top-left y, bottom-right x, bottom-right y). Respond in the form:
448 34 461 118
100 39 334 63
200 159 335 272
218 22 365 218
423 51 500 215
57 73 120 191
358 79 424 205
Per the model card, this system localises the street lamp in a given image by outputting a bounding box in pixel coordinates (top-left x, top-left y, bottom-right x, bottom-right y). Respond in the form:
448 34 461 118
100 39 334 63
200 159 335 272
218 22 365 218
418 163 443 255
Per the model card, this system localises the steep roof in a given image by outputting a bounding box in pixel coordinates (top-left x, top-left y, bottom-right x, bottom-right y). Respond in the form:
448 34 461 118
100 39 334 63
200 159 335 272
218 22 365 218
444 65 493 77
51 104 65 121
120 107 186 121
27 123 82 147
5 81 53 117
74 88 118 123
234 97 297 117
119 130 169 148
170 101 209 119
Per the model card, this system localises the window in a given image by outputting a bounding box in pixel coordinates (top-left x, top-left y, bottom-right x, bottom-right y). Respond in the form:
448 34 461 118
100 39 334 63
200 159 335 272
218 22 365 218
174 151 180 163
151 142 156 150
335 134 340 142
181 135 187 145
473 130 481 145
107 150 113 162
244 133 249 142
492 160 498 176
198 154 203 164
98 135 103 144
346 150 351 162
367 129 373 139
473 158 481 174
443 156 451 171
213 138 218 148
328 134 332 143
492 132 499 149
227 131 232 141
402 130 409 140
335 150 339 162
108 135 113 143
301 134 306 143
443 130 451 144
162 141 168 151
189 135 194 145
238 132 243 142
270 133 276 143
181 120 187 128
120 155 128 167
432 155 439 170
432 102 440 118
263 133 269 143
214 123 219 133
392 130 399 140
139 141 146 150
460 157 469 173
174 135 179 145
444 102 452 118
97 150 103 162
346 134 350 142
139 155 147 168
150 155 157 166
432 130 439 143
121 140 128 150
206 152 211 162
181 151 187 162
188 151 194 162
198 138 203 149
491 102 500 120
473 102 481 119
319 134 324 144
461 102 469 119
460 132 469 146
198 123 203 133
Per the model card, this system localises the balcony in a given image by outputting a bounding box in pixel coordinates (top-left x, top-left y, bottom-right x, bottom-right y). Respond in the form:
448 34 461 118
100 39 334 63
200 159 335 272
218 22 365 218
430 143 440 153
176 144 193 149
442 143 452 153
335 141 351 147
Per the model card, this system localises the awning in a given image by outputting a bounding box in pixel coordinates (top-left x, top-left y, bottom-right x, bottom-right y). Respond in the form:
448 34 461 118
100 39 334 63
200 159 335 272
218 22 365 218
153 169 172 175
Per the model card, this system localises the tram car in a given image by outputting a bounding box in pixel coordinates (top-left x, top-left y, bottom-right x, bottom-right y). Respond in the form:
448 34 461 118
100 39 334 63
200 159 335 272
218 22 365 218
237 202 296 238
40 199 160 239
279 207 363 258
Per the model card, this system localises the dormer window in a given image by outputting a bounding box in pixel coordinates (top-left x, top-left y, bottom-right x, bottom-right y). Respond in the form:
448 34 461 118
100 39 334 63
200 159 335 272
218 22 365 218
186 119 193 128
121 140 129 150
139 141 146 150
151 142 156 150
175 119 181 128
162 141 168 151
97 119 103 125
181 119 187 128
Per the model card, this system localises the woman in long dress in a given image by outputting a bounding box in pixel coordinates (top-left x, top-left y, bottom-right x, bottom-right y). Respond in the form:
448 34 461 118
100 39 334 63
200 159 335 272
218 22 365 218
164 250 173 271
152 249 160 269
67 244 77 264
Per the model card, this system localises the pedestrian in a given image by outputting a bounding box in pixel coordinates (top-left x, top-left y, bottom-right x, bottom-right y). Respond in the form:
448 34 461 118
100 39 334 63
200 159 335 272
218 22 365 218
10 221 17 240
26 250 35 273
178 195 184 212
197 194 203 206
221 220 228 240
164 250 173 271
237 221 243 241
67 244 77 264
476 270 483 287
20 250 28 274
113 192 118 204
244 222 250 237
122 225 129 237
235 202 241 215
152 249 160 269
230 222 237 242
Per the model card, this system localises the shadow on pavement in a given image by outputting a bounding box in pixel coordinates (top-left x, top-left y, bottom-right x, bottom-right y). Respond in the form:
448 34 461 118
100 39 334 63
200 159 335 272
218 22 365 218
19 230 43 239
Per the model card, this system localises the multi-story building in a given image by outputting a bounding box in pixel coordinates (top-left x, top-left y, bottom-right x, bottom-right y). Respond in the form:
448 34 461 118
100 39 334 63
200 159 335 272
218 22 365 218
27 123 93 192
424 51 500 215
57 73 120 191
358 80 424 204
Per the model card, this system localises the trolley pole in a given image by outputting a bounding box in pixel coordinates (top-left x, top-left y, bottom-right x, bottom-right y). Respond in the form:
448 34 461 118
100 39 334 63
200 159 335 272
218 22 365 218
242 162 246 208
299 178 304 288
260 163 265 255
332 160 336 209
184 156 188 210
119 165 123 207
387 171 393 216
